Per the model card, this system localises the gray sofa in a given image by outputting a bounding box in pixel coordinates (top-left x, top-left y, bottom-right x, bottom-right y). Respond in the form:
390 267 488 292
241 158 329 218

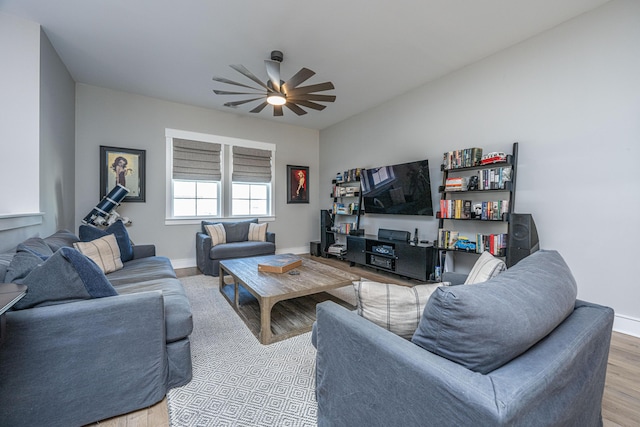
196 218 275 276
314 250 614 426
0 229 193 427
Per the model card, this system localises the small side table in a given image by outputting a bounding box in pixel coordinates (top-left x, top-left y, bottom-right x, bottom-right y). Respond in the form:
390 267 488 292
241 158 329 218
0 283 27 346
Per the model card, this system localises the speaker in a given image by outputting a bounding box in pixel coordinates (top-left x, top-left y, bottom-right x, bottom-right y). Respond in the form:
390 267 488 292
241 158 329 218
320 210 334 256
378 228 410 241
507 213 540 267
310 241 321 257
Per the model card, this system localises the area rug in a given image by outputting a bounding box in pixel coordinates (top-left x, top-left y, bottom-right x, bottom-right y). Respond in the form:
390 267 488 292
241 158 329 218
167 274 318 426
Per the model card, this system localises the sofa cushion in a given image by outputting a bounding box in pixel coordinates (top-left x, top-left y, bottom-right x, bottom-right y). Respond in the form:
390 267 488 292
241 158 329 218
114 276 192 342
74 234 124 274
79 221 134 262
204 223 226 246
411 250 577 374
106 256 178 286
354 279 441 339
43 229 80 252
463 251 506 284
209 240 275 260
13 247 117 310
248 222 268 242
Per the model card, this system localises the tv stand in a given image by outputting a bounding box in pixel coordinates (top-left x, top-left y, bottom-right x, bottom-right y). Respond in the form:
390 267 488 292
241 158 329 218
345 234 436 282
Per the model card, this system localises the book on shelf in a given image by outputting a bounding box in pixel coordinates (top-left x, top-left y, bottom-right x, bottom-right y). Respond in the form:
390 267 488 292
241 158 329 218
443 147 483 170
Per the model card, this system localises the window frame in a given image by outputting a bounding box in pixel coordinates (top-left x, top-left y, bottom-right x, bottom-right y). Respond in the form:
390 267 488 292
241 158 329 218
165 128 276 225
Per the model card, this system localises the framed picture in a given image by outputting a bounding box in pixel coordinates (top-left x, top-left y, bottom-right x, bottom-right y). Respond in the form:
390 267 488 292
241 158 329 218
100 146 146 202
287 165 309 204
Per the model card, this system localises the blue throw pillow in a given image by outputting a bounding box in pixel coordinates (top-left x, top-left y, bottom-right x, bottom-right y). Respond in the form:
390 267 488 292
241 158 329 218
79 220 134 262
12 248 118 310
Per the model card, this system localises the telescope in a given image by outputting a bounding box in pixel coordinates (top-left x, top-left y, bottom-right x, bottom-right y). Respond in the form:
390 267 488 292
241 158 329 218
82 184 131 226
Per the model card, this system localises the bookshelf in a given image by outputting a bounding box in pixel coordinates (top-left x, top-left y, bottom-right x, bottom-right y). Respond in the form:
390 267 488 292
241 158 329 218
321 169 363 258
436 142 518 276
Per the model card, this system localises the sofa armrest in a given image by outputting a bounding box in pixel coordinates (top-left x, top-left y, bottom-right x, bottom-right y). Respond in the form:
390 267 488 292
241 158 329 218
132 244 156 259
266 231 276 244
195 232 214 275
0 292 168 426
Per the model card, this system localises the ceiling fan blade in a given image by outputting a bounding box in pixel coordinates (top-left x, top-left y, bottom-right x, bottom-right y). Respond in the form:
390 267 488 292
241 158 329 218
288 93 336 103
214 89 264 96
284 102 307 116
265 60 281 92
293 100 327 111
230 64 271 92
250 102 269 113
273 105 284 116
212 76 262 91
286 82 335 96
282 68 315 92
223 97 264 107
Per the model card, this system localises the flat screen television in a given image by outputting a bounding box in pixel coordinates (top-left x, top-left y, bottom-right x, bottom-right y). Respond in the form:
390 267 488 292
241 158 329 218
361 159 434 216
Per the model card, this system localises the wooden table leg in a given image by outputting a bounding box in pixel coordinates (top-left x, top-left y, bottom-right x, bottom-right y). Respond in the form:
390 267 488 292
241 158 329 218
259 297 275 345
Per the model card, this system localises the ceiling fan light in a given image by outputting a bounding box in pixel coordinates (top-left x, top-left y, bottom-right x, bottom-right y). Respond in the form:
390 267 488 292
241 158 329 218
267 93 286 106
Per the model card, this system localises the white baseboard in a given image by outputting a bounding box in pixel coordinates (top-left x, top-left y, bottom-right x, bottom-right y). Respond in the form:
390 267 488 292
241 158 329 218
613 314 640 338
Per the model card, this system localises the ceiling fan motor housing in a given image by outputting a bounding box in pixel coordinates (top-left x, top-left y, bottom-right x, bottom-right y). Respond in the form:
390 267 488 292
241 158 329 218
270 50 284 62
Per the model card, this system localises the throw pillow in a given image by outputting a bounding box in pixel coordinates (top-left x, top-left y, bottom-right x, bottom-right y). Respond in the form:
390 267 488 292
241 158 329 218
13 247 117 310
73 234 123 274
4 251 42 284
463 251 506 284
16 237 54 259
79 220 134 262
248 222 268 242
411 250 578 374
204 223 227 246
43 229 80 252
353 279 441 339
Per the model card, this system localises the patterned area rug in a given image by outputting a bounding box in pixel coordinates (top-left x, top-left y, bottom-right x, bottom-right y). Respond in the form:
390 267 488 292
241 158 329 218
167 275 318 426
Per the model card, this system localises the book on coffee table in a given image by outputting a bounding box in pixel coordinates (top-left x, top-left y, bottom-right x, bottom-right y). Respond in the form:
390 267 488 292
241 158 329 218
257 255 303 273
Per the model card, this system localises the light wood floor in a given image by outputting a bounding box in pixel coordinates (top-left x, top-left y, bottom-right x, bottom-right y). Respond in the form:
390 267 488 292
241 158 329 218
92 257 640 427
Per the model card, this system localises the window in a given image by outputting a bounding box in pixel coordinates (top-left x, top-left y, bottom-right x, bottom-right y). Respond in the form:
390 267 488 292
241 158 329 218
166 129 275 222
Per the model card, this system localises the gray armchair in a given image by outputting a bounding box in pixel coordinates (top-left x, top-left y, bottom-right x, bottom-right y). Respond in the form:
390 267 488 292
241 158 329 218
196 219 275 276
314 250 614 426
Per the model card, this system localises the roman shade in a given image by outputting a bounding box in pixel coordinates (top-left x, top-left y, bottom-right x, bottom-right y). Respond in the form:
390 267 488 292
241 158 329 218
173 138 222 181
232 146 272 183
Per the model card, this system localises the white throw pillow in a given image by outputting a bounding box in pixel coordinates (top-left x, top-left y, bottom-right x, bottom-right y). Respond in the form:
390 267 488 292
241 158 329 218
204 223 227 246
73 234 123 274
353 279 441 339
248 222 268 242
464 251 507 285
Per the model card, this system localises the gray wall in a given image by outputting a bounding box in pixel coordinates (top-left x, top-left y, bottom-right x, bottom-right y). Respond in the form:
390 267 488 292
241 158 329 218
40 29 76 235
74 85 320 266
0 16 75 251
320 0 640 334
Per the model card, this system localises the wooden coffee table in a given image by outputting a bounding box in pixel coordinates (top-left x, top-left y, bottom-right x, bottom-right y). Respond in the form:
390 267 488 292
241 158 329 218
219 254 360 344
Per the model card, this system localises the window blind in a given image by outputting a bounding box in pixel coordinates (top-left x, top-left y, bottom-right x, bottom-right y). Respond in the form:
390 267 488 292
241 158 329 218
173 139 221 180
232 146 272 183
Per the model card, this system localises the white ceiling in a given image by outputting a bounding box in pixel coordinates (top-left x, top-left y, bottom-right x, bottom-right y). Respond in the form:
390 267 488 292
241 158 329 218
1 0 610 130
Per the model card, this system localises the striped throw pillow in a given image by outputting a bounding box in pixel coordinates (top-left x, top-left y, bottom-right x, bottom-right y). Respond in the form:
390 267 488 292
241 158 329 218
73 234 123 274
464 251 507 284
353 279 442 339
248 222 268 242
204 223 227 246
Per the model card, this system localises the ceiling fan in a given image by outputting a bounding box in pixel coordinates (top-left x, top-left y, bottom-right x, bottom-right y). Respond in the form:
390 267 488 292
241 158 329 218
212 50 336 117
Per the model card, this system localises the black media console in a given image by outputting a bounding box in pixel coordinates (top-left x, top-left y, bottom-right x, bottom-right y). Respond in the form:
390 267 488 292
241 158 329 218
344 233 437 282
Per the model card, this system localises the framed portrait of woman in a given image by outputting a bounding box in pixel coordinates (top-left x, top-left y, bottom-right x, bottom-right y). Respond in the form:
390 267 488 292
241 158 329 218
287 165 309 204
99 146 146 202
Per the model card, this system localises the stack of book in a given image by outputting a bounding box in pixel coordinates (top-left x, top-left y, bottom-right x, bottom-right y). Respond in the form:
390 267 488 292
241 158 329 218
443 147 483 170
327 244 346 255
444 177 466 191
